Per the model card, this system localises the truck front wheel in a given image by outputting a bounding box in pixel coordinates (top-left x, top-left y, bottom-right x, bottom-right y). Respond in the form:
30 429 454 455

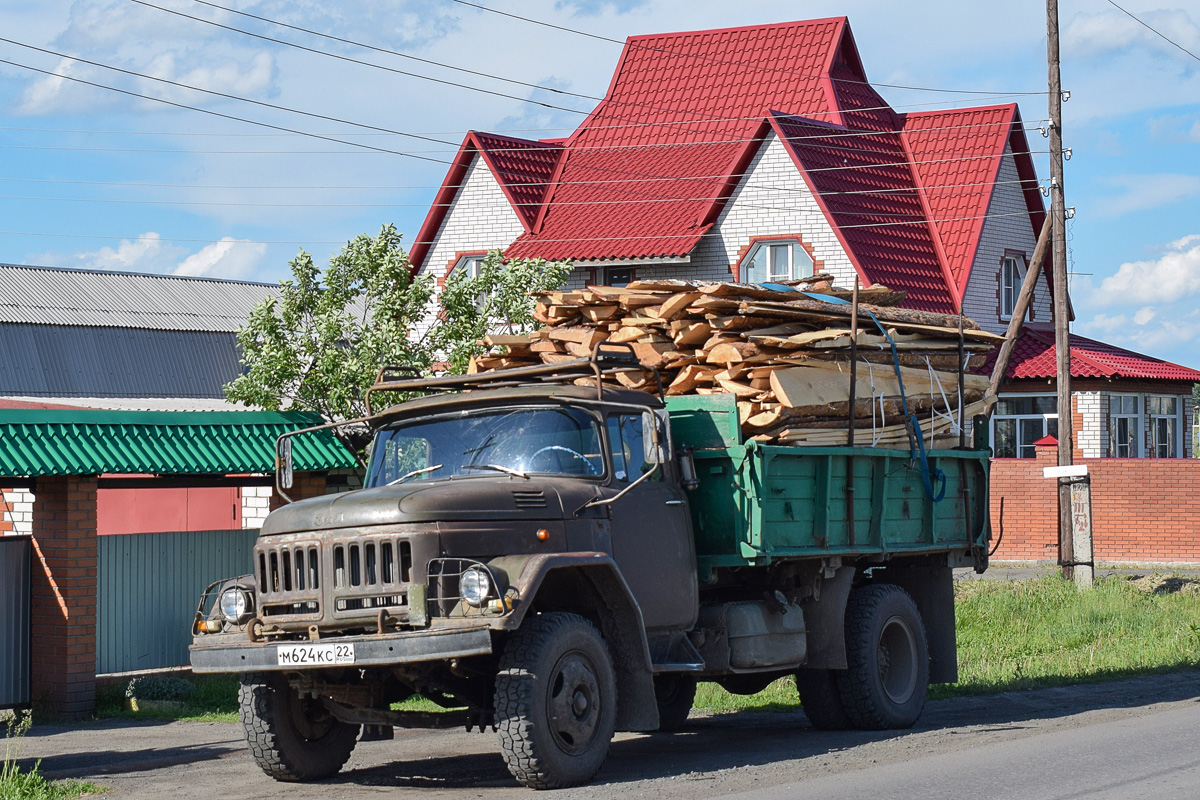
835 584 929 730
238 672 360 782
494 612 617 789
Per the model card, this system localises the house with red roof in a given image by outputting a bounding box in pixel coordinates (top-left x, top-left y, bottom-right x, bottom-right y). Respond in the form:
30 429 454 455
411 17 1200 466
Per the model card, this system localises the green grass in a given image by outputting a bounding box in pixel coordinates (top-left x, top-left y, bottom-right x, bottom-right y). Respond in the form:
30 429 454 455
695 573 1200 713
932 573 1200 699
2 714 104 800
95 675 240 723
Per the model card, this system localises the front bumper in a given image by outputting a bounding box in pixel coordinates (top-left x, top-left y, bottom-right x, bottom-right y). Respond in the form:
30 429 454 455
189 624 494 673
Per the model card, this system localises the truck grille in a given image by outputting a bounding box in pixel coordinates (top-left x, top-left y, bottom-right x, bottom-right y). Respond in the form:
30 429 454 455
255 536 415 621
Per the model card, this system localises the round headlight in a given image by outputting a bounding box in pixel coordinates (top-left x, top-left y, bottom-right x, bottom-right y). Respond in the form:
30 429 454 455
459 567 491 607
219 587 250 623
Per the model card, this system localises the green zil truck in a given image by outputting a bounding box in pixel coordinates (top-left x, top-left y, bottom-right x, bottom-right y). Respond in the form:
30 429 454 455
190 349 990 789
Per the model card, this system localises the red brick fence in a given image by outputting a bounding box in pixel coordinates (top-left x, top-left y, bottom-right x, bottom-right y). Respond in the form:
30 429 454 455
990 441 1200 564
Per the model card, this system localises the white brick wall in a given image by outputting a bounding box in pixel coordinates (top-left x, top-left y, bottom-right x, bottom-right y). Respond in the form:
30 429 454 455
241 485 272 529
2 488 34 535
1075 391 1102 458
418 153 526 285
960 144 1052 334
692 133 856 284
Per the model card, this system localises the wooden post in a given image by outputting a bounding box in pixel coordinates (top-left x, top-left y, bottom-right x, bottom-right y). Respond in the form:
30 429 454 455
957 310 966 448
846 277 860 547
847 277 860 447
1047 0 1076 581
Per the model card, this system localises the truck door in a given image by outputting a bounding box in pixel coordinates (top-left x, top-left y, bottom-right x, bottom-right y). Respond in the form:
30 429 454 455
603 411 698 632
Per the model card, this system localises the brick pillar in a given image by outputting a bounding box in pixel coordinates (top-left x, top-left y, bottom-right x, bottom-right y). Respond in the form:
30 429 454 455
30 475 98 719
270 471 329 512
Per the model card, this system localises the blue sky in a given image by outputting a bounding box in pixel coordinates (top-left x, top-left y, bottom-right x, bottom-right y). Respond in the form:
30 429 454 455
1 1 1198 364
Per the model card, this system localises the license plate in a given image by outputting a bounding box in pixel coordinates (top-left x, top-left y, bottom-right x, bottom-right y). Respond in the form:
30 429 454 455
276 643 355 666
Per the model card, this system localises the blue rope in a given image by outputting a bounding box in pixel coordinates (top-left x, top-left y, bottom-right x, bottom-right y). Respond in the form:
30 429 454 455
782 288 947 502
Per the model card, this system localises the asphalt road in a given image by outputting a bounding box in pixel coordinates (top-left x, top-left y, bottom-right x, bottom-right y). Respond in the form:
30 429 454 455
15 669 1200 799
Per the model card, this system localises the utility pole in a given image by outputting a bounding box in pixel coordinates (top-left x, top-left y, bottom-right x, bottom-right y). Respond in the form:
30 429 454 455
1047 0 1083 584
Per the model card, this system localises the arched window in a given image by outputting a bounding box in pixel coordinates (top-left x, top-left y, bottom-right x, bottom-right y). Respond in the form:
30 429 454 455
740 239 814 284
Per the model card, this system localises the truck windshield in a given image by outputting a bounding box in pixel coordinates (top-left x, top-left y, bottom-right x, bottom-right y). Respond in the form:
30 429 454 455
365 406 605 488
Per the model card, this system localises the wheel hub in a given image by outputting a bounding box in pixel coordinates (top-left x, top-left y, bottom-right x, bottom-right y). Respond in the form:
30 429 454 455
547 651 602 754
878 615 918 705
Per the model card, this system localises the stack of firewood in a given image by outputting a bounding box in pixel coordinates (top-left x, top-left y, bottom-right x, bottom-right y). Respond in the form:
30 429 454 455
469 275 1002 446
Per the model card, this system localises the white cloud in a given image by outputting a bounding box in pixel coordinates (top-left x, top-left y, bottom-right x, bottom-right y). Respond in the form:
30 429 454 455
1133 306 1157 325
30 233 186 272
1147 114 1200 143
173 238 268 279
139 51 275 104
1065 8 1200 59
1091 235 1200 306
1094 174 1200 218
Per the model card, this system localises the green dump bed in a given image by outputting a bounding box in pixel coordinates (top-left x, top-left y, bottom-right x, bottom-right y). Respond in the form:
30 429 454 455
665 395 989 578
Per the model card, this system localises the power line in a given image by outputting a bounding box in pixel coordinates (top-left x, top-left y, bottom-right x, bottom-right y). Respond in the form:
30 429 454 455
147 0 1046 135
1106 0 1200 62
0 115 1047 156
0 207 1042 250
0 173 1040 198
0 55 453 165
447 0 1049 97
0 31 1049 145
184 0 605 102
0 36 458 148
0 177 1046 209
127 0 596 116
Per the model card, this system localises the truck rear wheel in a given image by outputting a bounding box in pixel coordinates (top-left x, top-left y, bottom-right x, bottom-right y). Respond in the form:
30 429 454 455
494 612 617 789
795 668 853 730
653 674 696 731
238 672 360 782
835 584 929 730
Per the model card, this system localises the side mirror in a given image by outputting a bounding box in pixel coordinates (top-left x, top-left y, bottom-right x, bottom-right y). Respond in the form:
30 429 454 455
278 437 294 490
642 411 666 464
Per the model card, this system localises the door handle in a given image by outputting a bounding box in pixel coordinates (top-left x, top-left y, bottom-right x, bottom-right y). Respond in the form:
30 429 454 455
665 500 684 506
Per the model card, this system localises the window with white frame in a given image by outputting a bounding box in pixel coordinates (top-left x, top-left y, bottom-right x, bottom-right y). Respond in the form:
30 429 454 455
1107 395 1140 458
450 253 486 279
1000 256 1026 320
991 395 1057 458
740 239 814 284
1147 395 1182 458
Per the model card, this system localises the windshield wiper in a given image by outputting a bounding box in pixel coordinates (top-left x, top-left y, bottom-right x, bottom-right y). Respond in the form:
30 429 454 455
462 463 529 480
388 464 443 486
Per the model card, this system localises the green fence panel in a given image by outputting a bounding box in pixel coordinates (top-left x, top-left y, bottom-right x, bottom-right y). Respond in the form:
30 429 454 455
97 529 257 674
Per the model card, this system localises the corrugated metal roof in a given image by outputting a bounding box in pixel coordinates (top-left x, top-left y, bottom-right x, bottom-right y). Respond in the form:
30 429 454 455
0 324 241 398
0 409 355 477
0 263 278 331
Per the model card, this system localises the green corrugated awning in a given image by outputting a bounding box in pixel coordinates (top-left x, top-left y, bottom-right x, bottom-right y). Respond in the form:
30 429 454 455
0 409 356 477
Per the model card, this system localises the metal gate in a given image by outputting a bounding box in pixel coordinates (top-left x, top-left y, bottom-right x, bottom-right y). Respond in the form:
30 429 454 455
0 535 31 709
97 529 257 674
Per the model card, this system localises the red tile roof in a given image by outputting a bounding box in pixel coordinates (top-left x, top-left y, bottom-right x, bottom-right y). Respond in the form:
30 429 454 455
992 329 1200 382
413 18 1046 314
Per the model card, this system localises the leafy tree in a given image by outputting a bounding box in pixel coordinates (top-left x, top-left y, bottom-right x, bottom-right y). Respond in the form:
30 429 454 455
437 249 572 373
225 226 571 432
225 224 436 424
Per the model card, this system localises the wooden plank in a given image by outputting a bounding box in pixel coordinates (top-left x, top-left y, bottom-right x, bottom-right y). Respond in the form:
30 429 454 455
671 322 712 347
769 361 989 409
